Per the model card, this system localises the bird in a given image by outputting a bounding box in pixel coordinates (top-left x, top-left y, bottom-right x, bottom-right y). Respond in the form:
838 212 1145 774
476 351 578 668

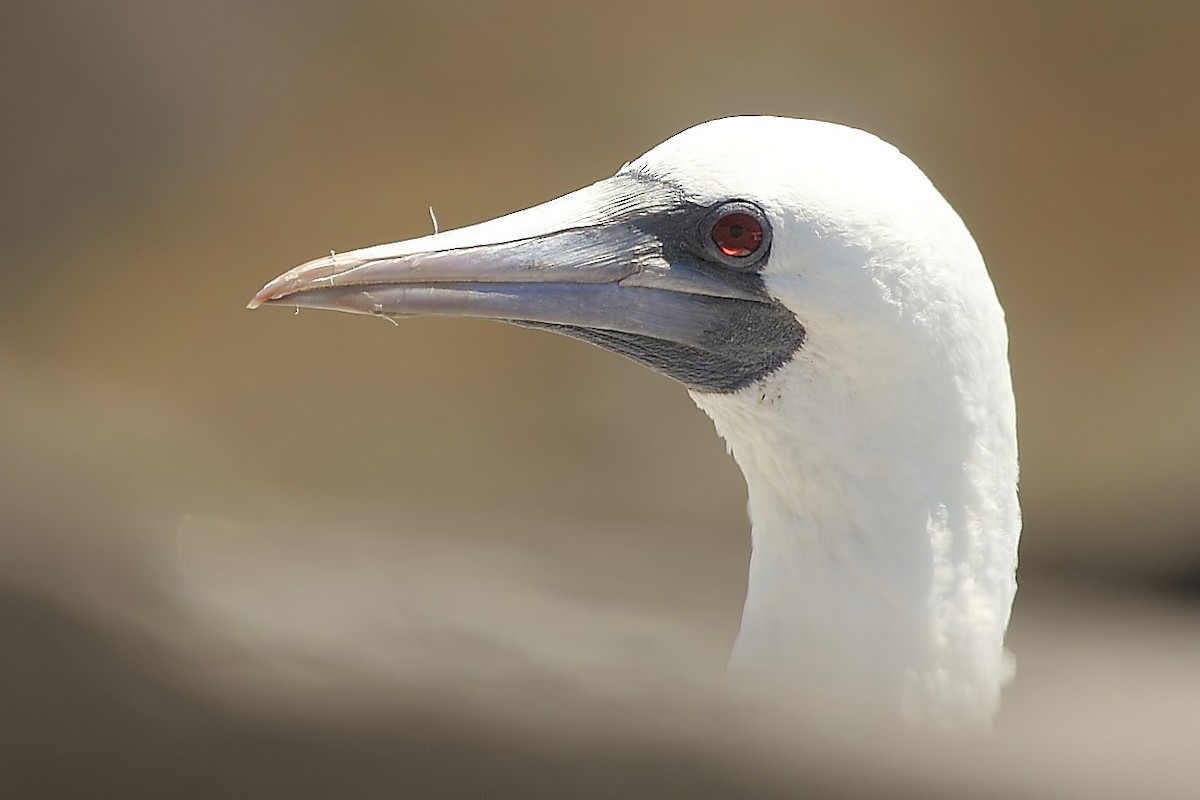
248 116 1020 728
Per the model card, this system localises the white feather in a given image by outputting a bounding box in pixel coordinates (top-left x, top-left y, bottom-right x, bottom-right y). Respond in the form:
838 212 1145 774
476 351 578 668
630 118 1020 726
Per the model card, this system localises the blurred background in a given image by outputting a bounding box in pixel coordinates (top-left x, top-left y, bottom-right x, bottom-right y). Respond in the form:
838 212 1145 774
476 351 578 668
2 1 1198 797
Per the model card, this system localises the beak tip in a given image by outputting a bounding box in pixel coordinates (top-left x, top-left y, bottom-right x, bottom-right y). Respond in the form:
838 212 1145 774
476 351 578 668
248 266 313 310
247 277 293 310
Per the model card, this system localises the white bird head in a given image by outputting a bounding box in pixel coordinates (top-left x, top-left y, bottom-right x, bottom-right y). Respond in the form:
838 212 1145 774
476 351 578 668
250 117 1021 727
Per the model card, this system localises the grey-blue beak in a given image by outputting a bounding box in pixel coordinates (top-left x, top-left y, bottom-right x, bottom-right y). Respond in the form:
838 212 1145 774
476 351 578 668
248 173 804 393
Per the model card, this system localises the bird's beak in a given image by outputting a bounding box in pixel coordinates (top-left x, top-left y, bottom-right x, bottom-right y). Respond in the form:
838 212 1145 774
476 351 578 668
248 173 803 393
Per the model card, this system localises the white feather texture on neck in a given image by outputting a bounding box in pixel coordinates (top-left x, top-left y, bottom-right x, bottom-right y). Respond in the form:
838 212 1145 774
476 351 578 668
631 118 1020 726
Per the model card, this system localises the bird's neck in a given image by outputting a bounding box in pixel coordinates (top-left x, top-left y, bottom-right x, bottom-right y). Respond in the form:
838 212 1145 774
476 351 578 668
689 342 1019 727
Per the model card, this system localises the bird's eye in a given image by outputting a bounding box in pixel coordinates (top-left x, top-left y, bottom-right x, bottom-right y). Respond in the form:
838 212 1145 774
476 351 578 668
711 212 762 257
700 202 770 270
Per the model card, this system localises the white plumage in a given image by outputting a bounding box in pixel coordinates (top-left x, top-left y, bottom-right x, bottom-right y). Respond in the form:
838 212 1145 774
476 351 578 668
251 117 1021 727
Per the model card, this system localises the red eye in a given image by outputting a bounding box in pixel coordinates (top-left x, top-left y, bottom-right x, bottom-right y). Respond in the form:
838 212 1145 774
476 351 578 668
710 211 764 258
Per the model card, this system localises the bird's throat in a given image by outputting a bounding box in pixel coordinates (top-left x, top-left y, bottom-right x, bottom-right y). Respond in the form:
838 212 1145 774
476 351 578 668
689 359 1019 727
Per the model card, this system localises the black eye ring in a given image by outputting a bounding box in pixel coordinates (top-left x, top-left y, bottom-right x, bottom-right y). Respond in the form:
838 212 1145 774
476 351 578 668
698 201 771 271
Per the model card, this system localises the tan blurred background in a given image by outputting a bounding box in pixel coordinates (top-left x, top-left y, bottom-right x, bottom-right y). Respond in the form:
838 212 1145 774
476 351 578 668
1 1 1198 797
